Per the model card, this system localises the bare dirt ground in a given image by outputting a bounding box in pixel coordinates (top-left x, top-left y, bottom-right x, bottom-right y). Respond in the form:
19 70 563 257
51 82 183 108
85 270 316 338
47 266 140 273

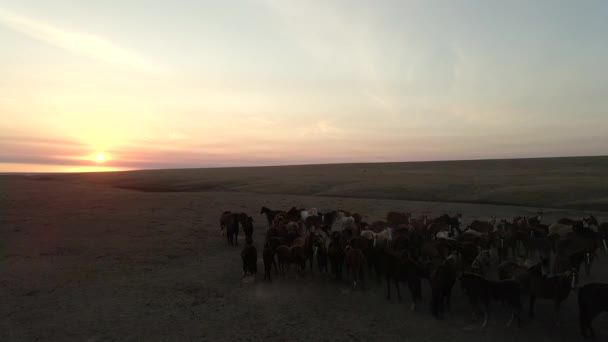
1 169 607 341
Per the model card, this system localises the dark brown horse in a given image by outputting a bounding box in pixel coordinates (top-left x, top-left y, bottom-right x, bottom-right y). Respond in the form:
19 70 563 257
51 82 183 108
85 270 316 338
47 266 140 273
382 249 428 311
226 213 240 246
386 211 411 227
345 246 367 289
241 239 257 279
263 241 276 281
460 272 522 327
430 253 459 319
328 231 345 280
578 283 608 339
242 215 254 242
219 210 232 235
527 262 577 324
260 207 284 228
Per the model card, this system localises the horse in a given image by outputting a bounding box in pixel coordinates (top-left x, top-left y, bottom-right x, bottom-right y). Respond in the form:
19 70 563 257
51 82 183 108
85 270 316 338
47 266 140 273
262 241 277 281
286 206 303 222
430 252 460 319
242 215 254 242
526 262 577 324
226 213 240 246
556 235 598 277
468 217 498 234
469 249 492 276
316 240 328 273
382 249 428 311
219 210 232 236
304 215 323 232
386 211 411 227
276 245 306 275
303 232 321 272
460 272 522 327
549 223 575 239
578 283 608 339
345 246 367 289
600 222 608 253
260 207 284 228
328 235 345 280
241 239 257 279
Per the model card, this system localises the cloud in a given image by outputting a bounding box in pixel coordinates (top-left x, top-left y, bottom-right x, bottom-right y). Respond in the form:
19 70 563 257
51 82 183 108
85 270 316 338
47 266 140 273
317 120 342 134
0 135 88 147
247 116 277 127
167 131 191 141
0 8 165 74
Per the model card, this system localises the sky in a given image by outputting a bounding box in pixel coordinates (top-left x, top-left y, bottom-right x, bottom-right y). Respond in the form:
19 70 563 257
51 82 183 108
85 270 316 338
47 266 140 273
0 0 607 172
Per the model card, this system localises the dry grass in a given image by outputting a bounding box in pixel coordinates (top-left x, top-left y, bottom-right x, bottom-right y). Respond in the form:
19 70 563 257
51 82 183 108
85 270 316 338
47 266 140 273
51 155 608 211
1 158 608 341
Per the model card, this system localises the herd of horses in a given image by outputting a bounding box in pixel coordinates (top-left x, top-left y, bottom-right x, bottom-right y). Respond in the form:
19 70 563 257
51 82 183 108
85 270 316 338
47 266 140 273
219 207 608 339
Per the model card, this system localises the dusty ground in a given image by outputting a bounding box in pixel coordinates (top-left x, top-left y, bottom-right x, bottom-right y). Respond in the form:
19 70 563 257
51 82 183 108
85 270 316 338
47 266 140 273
1 169 607 341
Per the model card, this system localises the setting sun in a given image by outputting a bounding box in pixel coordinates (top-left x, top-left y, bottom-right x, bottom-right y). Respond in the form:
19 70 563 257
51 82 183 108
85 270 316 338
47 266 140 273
95 153 106 163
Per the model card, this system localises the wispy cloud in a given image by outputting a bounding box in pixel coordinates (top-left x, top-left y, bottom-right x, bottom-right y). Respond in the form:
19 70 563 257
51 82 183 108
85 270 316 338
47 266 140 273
247 116 277 127
317 120 343 135
167 130 191 141
0 8 165 74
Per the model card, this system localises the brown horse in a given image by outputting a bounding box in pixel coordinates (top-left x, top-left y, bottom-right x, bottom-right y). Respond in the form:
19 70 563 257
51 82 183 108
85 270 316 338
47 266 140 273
260 207 284 228
241 240 257 279
345 246 367 289
219 210 232 235
387 211 411 227
527 262 577 324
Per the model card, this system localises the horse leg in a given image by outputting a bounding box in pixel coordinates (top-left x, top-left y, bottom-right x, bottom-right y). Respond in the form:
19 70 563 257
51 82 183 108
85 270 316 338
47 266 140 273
469 295 479 322
508 293 522 328
408 278 421 311
395 279 402 302
360 268 365 289
554 300 562 326
529 295 536 318
386 275 391 300
310 256 314 273
481 299 489 328
446 287 453 312
431 288 439 318
507 307 515 328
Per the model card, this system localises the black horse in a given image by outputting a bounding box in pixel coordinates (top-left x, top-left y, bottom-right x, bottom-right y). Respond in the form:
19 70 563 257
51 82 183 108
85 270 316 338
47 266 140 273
579 282 608 339
461 272 521 327
226 214 240 246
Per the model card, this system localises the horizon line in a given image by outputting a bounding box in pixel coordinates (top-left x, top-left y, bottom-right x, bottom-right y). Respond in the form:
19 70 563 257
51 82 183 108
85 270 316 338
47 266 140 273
1 153 606 175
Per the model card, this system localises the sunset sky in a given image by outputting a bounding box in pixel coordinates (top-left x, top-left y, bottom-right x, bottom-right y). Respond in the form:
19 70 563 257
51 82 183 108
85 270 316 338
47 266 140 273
1 1 607 172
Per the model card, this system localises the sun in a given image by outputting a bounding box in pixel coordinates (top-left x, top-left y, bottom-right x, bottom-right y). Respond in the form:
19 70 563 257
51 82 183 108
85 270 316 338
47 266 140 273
95 153 106 163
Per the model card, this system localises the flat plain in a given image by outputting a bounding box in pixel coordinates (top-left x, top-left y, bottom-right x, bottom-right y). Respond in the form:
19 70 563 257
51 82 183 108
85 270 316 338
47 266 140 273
1 156 607 341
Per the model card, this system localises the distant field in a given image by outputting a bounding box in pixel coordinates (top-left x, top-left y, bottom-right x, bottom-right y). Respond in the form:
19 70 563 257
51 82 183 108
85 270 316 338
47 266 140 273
2 156 608 341
41 155 608 212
